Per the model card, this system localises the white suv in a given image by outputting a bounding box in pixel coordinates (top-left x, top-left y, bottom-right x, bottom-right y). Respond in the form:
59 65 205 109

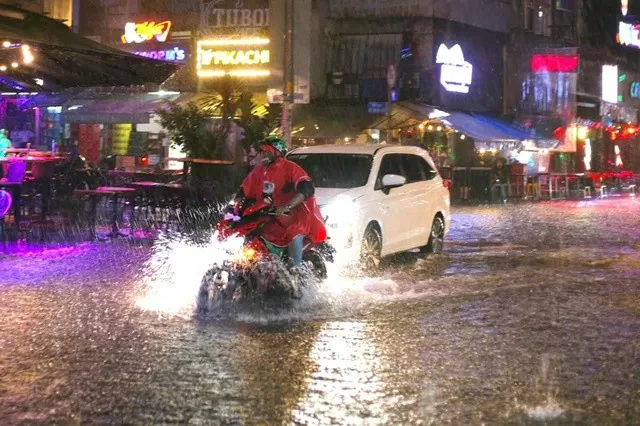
287 144 450 266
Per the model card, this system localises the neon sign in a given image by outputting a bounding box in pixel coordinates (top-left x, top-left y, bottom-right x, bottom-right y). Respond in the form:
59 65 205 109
618 21 640 48
122 21 172 44
622 0 629 16
197 38 271 78
531 54 579 73
199 49 269 66
436 44 473 94
132 47 185 62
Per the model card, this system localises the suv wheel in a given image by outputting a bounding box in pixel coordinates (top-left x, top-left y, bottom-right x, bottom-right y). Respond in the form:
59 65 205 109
361 226 382 269
421 216 445 254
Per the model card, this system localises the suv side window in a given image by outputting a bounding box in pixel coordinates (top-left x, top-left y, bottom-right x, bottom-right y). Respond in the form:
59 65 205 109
375 154 405 190
403 154 437 182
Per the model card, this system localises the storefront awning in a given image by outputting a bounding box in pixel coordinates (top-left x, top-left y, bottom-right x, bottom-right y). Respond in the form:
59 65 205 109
438 111 533 143
62 92 201 124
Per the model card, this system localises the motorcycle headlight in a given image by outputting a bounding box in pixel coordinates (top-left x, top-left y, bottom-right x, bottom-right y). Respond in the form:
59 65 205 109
238 247 257 262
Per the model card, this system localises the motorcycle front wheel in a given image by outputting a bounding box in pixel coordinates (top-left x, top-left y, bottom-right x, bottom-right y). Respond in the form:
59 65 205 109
302 250 328 280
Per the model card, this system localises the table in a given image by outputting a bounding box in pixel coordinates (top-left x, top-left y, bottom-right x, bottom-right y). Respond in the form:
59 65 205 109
163 158 234 182
108 169 183 184
1 156 67 221
127 181 188 229
74 186 137 240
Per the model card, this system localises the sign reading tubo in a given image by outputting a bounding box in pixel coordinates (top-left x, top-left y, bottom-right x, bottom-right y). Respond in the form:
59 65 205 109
122 21 172 44
436 43 473 94
201 0 269 30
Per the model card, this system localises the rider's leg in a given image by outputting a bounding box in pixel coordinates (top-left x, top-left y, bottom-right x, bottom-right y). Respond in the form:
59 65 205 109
288 234 304 267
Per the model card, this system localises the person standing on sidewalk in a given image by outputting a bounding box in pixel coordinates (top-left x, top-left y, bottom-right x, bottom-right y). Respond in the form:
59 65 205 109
491 157 509 203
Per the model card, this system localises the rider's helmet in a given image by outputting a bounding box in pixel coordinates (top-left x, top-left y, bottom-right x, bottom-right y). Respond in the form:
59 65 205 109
257 136 288 158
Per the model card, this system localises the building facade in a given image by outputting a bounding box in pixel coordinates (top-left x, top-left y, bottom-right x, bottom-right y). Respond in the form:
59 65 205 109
73 0 640 171
0 0 75 28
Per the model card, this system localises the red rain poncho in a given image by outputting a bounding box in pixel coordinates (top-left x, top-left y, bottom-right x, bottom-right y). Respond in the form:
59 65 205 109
241 157 326 247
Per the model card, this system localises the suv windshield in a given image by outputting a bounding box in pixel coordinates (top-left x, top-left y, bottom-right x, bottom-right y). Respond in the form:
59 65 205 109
287 153 373 189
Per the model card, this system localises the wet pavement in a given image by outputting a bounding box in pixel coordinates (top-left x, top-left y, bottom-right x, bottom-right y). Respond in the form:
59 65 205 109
1 198 639 425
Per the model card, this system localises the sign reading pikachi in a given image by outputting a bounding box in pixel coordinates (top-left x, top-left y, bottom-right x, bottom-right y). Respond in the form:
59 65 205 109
196 38 271 78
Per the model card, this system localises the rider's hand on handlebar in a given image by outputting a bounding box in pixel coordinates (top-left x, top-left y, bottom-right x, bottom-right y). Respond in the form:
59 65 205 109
275 206 292 217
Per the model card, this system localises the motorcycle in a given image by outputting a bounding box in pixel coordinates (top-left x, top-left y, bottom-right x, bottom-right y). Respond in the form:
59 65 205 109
197 195 334 310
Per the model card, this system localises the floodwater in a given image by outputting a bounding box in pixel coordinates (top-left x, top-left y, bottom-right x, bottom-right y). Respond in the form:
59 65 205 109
1 199 639 425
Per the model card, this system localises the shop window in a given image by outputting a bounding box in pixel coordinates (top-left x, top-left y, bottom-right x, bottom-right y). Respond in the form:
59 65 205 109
554 9 577 41
326 33 402 100
520 72 576 116
555 0 574 11
526 6 535 31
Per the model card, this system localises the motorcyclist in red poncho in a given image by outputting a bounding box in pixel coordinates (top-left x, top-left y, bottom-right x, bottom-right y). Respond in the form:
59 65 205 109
232 136 326 268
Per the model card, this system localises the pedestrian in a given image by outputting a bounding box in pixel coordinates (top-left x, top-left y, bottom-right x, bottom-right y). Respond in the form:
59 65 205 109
491 157 509 203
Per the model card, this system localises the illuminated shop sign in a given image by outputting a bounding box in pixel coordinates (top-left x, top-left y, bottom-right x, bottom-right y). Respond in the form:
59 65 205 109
602 65 619 104
436 43 473 94
201 0 269 29
618 21 640 48
622 0 629 16
122 20 172 44
631 81 640 98
531 54 579 73
196 38 270 78
205 8 269 28
132 46 186 62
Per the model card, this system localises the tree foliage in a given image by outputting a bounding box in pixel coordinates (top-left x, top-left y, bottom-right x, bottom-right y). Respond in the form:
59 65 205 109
156 79 281 160
156 101 223 159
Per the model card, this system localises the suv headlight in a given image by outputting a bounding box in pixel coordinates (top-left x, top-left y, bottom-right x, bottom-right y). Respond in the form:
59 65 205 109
320 196 358 249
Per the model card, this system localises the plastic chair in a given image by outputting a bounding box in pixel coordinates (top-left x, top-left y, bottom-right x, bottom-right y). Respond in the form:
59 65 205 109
0 160 27 227
0 189 11 242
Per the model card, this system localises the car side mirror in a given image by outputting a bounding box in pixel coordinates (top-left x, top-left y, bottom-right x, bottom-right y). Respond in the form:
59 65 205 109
381 174 407 190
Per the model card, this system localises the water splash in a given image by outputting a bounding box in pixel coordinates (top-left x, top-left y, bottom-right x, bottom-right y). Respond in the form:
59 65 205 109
514 354 567 421
134 230 245 315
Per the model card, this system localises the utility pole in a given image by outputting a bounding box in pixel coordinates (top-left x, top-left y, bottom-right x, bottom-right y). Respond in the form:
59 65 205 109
281 0 294 147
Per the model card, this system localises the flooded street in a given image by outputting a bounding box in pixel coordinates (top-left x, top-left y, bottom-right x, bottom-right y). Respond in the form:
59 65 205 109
1 199 639 425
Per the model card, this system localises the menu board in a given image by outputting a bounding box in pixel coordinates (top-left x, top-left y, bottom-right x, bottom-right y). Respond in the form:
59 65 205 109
112 124 133 155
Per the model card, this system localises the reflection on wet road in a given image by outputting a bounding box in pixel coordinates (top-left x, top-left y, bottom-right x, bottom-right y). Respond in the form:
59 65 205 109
1 199 639 424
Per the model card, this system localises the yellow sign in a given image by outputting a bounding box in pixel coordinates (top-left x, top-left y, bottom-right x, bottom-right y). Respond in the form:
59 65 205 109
199 49 270 66
196 38 271 78
111 123 132 155
122 21 172 44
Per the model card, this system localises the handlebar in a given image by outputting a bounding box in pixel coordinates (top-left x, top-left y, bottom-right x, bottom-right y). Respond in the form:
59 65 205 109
224 203 291 222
